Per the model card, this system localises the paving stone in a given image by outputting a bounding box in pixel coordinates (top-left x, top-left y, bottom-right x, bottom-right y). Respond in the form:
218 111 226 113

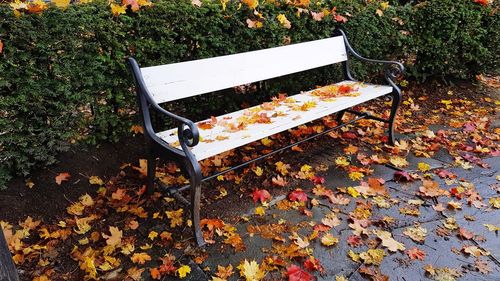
352 219 500 281
315 229 366 280
455 211 500 261
371 188 442 229
405 153 448 171
371 164 398 182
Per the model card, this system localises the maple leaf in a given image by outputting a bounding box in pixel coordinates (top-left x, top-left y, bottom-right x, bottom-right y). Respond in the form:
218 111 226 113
359 266 389 281
253 166 264 176
238 259 265 281
88 176 104 186
131 252 151 264
389 156 409 168
347 235 363 247
55 172 71 185
110 3 126 16
286 264 313 281
321 233 339 246
252 189 271 203
393 170 414 182
406 247 426 261
272 176 287 187
214 264 234 279
224 233 246 252
289 189 308 202
373 230 405 252
348 171 364 181
418 162 431 172
102 226 122 247
111 188 127 200
303 256 323 273
177 265 191 279
166 208 183 228
419 180 449 197
403 225 427 243
489 197 500 208
255 206 266 216
277 14 292 29
275 161 290 175
150 268 161 279
355 249 386 265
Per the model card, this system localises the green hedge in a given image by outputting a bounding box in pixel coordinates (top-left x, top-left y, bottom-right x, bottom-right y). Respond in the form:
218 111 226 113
0 0 498 189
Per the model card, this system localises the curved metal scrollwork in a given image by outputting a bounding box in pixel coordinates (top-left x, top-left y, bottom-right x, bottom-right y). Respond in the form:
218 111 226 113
384 62 405 81
178 121 200 148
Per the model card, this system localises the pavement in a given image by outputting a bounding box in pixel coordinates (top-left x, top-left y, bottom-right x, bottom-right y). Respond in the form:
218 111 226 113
182 136 500 281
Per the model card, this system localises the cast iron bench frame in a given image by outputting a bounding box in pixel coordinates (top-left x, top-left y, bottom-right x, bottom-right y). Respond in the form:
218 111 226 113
128 29 404 246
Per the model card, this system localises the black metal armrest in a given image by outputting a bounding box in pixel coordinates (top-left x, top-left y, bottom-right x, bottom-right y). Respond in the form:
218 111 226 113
128 57 200 149
334 29 405 84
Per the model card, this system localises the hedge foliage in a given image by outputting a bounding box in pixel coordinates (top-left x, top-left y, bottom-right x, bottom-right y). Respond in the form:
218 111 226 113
0 0 498 188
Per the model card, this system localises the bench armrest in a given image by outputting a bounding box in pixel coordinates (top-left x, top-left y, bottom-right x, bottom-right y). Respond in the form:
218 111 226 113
128 57 200 151
334 29 404 86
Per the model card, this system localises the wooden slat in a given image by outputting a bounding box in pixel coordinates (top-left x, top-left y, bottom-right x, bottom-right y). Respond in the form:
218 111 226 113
157 81 392 161
141 36 347 103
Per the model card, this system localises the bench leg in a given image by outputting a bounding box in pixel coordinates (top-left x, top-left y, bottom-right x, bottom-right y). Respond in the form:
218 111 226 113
387 90 402 146
183 159 205 246
146 152 156 196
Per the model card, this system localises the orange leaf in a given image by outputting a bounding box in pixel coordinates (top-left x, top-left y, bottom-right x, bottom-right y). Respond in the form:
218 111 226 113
55 172 70 185
131 252 151 264
150 267 161 279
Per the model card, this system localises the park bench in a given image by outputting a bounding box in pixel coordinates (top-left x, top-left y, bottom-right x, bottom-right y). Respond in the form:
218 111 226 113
128 29 404 246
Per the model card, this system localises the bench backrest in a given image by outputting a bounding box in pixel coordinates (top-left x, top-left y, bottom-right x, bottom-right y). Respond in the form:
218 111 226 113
140 36 347 104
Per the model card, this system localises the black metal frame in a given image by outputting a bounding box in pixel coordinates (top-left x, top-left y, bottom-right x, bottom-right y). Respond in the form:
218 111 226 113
128 28 403 246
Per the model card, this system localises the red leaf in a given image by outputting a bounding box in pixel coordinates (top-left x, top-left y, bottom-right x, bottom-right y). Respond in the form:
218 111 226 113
289 189 308 202
393 170 413 182
435 169 457 179
55 172 71 185
303 256 324 273
406 247 426 261
458 228 474 240
341 132 357 140
252 189 271 203
347 235 364 247
287 265 314 281
311 175 325 184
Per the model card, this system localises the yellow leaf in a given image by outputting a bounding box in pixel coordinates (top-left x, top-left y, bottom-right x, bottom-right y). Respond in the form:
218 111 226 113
79 194 94 207
321 233 339 246
177 265 191 278
275 161 290 175
166 208 184 228
484 224 500 231
380 1 390 10
253 166 263 176
255 206 265 216
348 171 364 181
276 14 291 29
237 259 265 281
52 0 70 9
89 176 104 185
110 3 126 16
375 9 383 17
260 137 273 147
418 162 431 172
389 156 409 168
347 187 360 198
489 197 500 208
148 231 158 241
335 156 350 167
300 164 312 173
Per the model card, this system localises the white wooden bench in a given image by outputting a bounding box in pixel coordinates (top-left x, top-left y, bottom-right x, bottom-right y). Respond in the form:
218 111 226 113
128 29 404 246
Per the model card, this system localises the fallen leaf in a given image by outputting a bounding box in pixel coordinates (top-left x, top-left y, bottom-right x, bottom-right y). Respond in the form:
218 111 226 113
131 252 151 264
406 247 426 261
252 189 271 203
55 172 71 185
177 265 191 278
238 259 265 281
286 264 313 281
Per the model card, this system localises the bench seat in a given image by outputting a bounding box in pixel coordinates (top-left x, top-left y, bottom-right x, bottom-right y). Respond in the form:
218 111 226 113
157 80 392 161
